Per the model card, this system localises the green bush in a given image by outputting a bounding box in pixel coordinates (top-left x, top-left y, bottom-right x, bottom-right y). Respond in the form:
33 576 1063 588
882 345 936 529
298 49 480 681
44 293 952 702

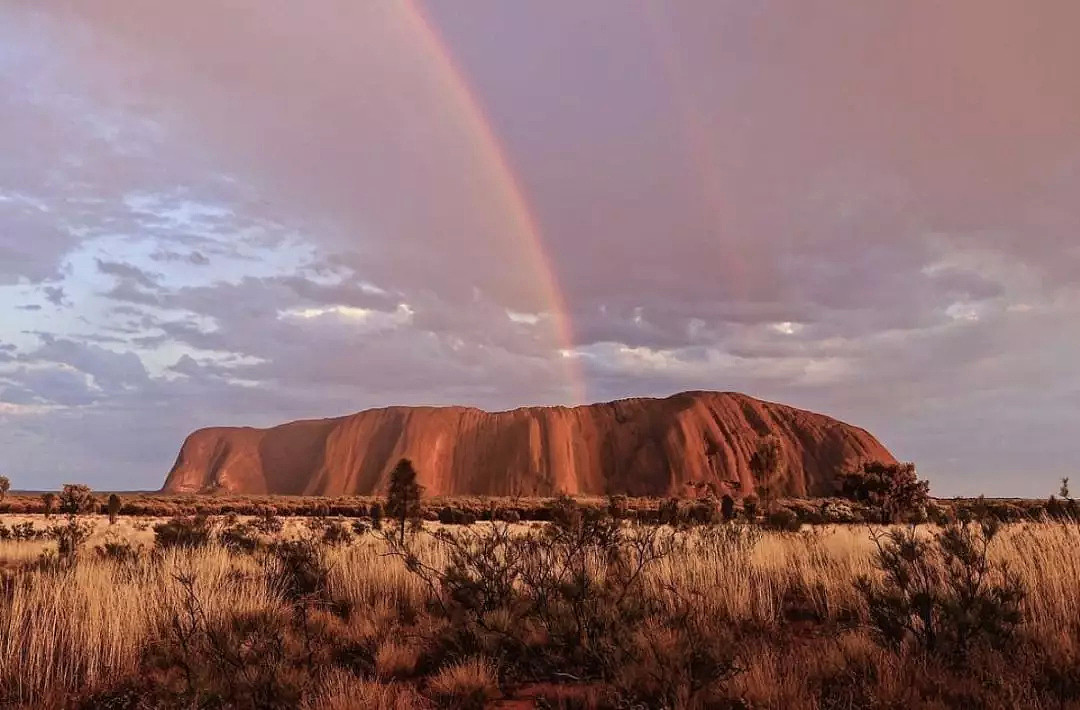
837 461 930 523
856 521 1024 659
320 520 353 547
219 522 261 554
764 508 803 533
154 515 216 551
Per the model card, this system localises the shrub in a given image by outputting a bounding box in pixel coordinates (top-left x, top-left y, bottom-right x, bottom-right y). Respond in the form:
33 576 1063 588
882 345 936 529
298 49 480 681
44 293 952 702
106 494 123 524
153 515 215 550
12 521 40 541
251 510 284 535
58 483 95 516
856 520 1024 659
658 498 680 525
764 508 803 533
743 498 758 523
53 517 93 564
720 495 736 522
496 508 521 524
749 435 786 509
219 522 261 554
607 495 629 521
270 538 332 604
321 521 353 547
41 492 57 518
98 538 141 564
837 461 929 523
155 575 319 709
387 512 693 689
682 499 720 526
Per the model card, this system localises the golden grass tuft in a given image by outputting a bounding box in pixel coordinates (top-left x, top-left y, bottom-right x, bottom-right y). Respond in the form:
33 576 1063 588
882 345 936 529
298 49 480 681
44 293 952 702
303 669 429 710
426 657 500 707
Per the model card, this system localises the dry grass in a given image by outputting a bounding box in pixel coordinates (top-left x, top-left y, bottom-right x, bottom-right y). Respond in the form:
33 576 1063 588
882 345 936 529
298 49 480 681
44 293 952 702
0 545 276 707
0 515 1077 708
302 670 429 710
426 657 500 706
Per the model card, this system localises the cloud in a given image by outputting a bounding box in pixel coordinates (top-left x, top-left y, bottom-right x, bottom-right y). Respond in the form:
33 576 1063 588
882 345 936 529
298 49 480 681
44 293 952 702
95 259 161 289
151 249 210 266
42 286 68 306
0 1 1078 494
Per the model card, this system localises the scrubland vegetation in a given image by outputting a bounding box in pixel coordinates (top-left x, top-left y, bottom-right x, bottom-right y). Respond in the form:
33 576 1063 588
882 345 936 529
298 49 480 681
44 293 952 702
0 467 1077 708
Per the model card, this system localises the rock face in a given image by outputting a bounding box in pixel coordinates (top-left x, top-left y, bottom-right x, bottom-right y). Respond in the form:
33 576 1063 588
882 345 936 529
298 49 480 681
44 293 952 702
161 391 896 497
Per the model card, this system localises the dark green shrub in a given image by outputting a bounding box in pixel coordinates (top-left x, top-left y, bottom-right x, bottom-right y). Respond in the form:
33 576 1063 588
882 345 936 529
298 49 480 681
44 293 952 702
496 508 521 524
12 521 40 541
53 517 93 564
41 492 57 518
219 523 261 553
682 499 720 526
107 494 123 524
251 511 284 535
98 538 141 564
764 508 803 532
837 461 929 523
607 494 629 521
320 520 353 547
721 495 736 522
270 539 332 603
58 483 95 516
657 498 680 525
856 521 1024 659
154 515 215 551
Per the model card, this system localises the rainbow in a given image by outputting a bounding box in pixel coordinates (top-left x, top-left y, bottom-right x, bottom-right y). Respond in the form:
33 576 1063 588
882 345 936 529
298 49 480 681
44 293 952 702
641 1 747 296
400 0 587 405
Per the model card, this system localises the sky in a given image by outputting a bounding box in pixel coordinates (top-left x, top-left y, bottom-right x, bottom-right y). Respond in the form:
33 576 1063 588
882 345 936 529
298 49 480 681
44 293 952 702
1 1 1078 496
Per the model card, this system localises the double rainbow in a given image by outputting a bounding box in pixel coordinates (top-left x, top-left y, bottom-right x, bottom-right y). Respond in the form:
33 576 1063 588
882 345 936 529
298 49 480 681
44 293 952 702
401 0 586 405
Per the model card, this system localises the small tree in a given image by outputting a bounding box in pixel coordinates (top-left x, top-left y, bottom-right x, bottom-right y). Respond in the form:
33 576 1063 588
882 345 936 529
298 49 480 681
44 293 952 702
748 435 785 512
59 483 95 517
55 484 94 565
107 494 122 525
1060 477 1071 500
721 495 736 522
385 459 423 544
41 492 57 518
838 461 929 523
856 520 1024 658
743 497 758 523
0 476 10 502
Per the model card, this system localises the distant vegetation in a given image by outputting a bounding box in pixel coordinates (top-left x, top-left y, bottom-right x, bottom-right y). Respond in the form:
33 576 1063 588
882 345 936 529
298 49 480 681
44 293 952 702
0 462 1076 708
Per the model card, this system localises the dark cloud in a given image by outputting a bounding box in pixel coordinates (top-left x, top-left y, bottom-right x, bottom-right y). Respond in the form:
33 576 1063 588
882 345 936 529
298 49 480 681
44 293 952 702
95 259 161 289
42 286 68 306
150 249 210 266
